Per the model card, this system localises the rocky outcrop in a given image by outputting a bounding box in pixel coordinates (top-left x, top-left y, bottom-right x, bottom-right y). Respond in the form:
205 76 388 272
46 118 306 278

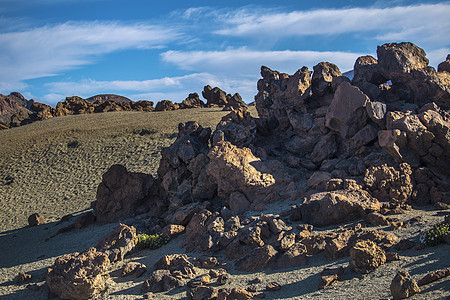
92 164 158 224
181 93 205 109
96 223 137 262
300 190 381 227
349 240 386 274
390 270 420 299
86 94 133 104
202 85 228 107
45 248 110 300
155 100 179 111
0 92 33 125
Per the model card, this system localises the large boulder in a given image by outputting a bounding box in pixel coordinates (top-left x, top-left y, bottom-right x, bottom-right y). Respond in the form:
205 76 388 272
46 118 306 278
93 164 158 224
234 245 278 272
142 269 183 293
0 92 33 125
349 240 386 274
155 100 179 111
352 55 386 85
300 189 382 227
206 141 275 202
54 96 95 116
223 93 248 111
45 248 110 300
390 270 420 300
181 93 205 109
132 100 154 111
30 102 53 121
438 54 450 73
325 81 370 138
215 108 256 147
202 85 228 107
312 62 342 97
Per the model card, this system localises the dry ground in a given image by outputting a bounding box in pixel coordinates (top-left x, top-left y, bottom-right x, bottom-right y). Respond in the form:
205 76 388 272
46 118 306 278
0 108 242 232
0 107 449 299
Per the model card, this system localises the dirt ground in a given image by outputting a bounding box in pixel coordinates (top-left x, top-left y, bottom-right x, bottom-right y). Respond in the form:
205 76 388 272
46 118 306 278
0 108 449 299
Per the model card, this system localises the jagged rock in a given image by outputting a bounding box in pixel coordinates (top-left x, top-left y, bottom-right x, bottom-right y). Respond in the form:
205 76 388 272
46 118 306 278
202 85 228 107
168 202 209 226
45 248 110 300
121 262 147 278
161 224 185 238
366 101 387 127
386 252 400 262
217 288 254 300
142 269 183 293
349 240 386 274
352 55 386 85
417 268 450 286
0 92 33 125
390 270 420 299
54 96 94 116
377 42 429 78
238 225 264 247
206 141 275 202
311 133 338 164
275 243 308 269
187 286 219 300
215 108 256 147
154 254 197 279
438 54 450 73
364 163 413 203
196 256 220 269
300 190 381 227
325 81 370 138
318 266 344 289
366 211 390 226
96 223 137 262
132 100 154 111
187 274 211 288
28 213 45 227
181 93 205 109
30 102 53 120
229 191 250 215
155 100 179 111
93 164 157 224
217 273 232 285
312 62 342 97
235 245 278 272
307 171 333 190
223 93 248 111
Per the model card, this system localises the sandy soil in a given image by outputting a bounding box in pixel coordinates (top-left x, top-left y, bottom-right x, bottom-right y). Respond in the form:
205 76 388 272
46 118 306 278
0 108 236 232
0 108 449 299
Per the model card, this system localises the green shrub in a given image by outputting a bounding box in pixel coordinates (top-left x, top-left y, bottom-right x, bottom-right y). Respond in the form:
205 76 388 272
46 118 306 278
419 223 449 246
136 233 170 250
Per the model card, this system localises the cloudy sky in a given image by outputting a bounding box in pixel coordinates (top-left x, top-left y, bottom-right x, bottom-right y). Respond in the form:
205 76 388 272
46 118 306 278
0 0 449 105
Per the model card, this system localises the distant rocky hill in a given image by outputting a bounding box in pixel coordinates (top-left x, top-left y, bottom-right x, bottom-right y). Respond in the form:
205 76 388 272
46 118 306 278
86 94 133 104
0 92 33 126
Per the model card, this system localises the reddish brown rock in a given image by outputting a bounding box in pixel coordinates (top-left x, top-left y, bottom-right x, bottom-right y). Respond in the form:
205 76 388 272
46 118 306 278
181 93 205 109
275 243 308 269
390 270 420 300
45 248 110 300
235 245 278 272
187 286 219 300
417 268 450 286
96 223 137 262
366 211 390 226
349 240 386 274
318 266 344 289
155 100 179 111
154 254 197 279
161 224 185 238
142 269 183 293
93 164 157 224
217 288 254 300
300 190 381 227
121 262 147 278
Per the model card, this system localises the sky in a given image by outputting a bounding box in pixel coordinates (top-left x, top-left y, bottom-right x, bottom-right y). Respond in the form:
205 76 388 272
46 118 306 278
0 0 449 105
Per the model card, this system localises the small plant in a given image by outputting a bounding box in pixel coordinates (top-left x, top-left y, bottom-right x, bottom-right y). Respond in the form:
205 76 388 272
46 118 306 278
136 233 170 250
420 223 449 246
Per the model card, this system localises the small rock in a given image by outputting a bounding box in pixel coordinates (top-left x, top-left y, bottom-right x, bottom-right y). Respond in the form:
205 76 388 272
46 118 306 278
187 286 218 300
197 256 220 269
143 292 154 299
209 268 227 278
266 281 281 291
217 287 254 300
17 272 32 284
121 262 147 278
142 269 183 293
161 224 185 238
366 212 389 226
390 270 420 299
386 252 400 262
187 274 211 288
435 202 450 210
249 277 262 284
395 239 415 251
417 268 450 286
318 266 344 289
28 213 45 227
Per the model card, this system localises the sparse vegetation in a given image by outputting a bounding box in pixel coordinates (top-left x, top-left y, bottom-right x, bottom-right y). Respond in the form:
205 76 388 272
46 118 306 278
420 223 450 246
136 233 170 250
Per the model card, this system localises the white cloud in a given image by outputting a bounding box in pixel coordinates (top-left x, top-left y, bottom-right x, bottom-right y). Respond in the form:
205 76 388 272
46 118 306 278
215 4 450 48
162 48 365 75
0 21 180 93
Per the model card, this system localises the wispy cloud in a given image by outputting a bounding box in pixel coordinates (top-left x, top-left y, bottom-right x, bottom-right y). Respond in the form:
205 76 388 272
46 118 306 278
0 21 181 91
162 48 365 75
214 4 450 47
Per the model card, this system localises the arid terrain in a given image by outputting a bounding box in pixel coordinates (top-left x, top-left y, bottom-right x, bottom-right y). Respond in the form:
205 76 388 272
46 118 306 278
0 108 235 232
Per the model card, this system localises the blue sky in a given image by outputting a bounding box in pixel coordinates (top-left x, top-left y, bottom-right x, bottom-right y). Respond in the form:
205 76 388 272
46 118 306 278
0 0 449 105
